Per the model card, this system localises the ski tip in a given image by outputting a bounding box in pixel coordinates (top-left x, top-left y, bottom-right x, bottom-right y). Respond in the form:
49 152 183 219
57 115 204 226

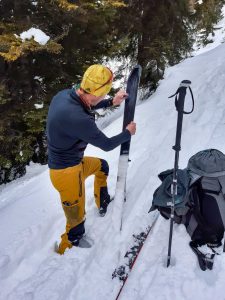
134 64 142 75
126 65 142 89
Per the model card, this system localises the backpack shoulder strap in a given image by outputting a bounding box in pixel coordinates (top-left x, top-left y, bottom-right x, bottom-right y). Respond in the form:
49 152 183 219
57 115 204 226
216 176 225 228
189 183 218 241
218 176 225 196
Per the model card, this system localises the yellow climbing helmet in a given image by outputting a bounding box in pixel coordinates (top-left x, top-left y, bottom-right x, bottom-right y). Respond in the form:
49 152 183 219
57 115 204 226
81 64 113 97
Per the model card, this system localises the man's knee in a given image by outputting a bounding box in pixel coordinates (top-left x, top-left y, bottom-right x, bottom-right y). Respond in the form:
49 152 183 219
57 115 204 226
62 199 84 228
100 159 109 176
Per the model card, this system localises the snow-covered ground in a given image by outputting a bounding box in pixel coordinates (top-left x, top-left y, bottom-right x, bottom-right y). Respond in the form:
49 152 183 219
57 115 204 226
1 17 225 300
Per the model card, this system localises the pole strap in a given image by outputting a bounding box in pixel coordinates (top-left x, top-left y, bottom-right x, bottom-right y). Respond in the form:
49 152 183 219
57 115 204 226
169 86 195 114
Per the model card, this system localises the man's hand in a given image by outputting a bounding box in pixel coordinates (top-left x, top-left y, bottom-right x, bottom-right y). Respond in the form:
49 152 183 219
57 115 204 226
126 121 136 135
112 89 128 106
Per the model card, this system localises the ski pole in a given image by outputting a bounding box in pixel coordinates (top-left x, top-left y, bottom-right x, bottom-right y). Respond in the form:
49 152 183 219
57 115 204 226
167 80 194 267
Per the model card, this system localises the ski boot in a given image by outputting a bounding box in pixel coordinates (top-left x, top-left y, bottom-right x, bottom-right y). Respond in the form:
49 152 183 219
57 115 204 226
70 234 92 248
99 187 112 217
68 221 92 248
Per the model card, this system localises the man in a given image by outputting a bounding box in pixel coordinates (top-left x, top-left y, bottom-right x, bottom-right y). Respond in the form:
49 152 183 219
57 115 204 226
47 64 136 254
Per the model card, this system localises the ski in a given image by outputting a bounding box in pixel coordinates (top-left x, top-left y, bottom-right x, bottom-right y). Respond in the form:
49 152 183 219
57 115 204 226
112 65 142 232
112 213 159 300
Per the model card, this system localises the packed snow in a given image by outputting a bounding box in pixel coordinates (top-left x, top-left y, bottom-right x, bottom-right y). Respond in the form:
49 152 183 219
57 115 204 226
20 28 50 45
1 19 225 300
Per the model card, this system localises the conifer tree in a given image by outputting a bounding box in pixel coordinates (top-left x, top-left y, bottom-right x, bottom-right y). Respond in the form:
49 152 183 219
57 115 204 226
0 0 125 183
0 0 224 184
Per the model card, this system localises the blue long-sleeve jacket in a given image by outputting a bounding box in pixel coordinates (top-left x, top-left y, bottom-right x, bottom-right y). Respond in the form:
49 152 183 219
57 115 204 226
46 88 131 169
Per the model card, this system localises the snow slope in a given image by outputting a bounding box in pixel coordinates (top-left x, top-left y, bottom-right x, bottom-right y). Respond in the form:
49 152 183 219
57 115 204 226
1 44 225 300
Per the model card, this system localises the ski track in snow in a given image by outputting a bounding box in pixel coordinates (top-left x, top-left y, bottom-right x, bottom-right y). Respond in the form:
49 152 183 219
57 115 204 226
1 44 225 300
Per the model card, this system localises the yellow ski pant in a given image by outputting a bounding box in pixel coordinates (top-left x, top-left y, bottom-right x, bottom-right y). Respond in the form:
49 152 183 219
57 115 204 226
50 156 109 254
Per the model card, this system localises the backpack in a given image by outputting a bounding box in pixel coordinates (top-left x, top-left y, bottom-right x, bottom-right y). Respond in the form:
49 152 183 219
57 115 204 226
150 149 225 270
